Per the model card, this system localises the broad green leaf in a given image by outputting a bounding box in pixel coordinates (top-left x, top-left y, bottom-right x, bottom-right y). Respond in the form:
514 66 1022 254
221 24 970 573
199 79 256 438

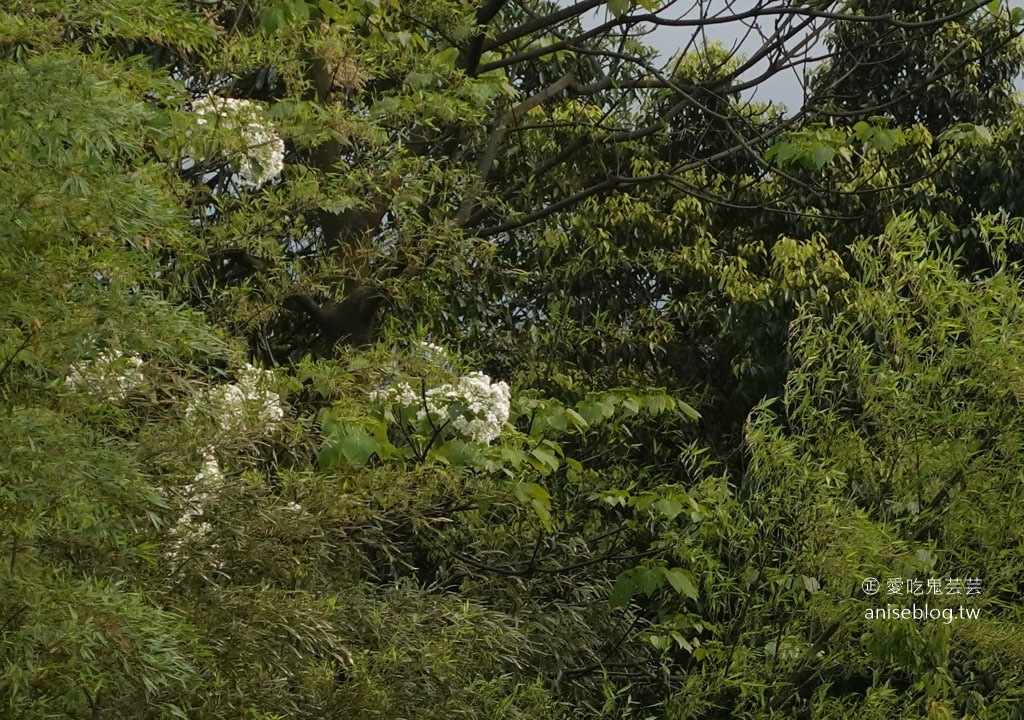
642 394 667 414
564 408 589 427
609 571 636 608
546 412 567 431
434 438 481 467
500 447 528 469
531 447 560 471
405 72 434 90
336 425 377 464
318 0 345 20
606 0 629 16
576 401 604 424
513 482 552 529
648 633 671 650
809 144 835 170
677 400 701 421
664 567 699 600
652 498 683 519
635 567 665 595
670 631 693 652
370 96 400 115
434 47 460 66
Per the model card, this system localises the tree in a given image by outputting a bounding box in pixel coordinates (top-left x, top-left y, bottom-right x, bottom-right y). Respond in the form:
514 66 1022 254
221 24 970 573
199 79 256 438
738 215 1024 716
5 0 1024 718
808 0 1024 133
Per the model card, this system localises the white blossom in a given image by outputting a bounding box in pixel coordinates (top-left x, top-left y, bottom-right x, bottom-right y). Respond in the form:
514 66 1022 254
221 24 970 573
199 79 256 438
377 371 511 445
191 95 285 189
65 349 145 401
165 448 221 566
418 341 457 371
371 380 419 406
186 363 284 437
193 447 224 485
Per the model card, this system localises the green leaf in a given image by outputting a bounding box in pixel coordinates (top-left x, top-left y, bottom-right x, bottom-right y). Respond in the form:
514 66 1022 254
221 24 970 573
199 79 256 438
871 128 902 153
371 96 401 115
648 633 671 651
809 144 836 170
513 482 552 529
321 195 358 214
670 631 693 652
531 447 560 472
405 72 434 90
635 567 665 595
677 400 701 421
766 141 798 165
563 408 589 428
576 401 604 424
434 47 460 66
319 424 377 467
500 447 528 469
434 438 481 467
339 426 377 464
664 567 699 600
609 571 636 608
546 412 567 431
261 0 310 33
642 394 667 414
652 498 683 519
606 0 630 16
261 6 285 34
290 0 311 22
318 0 345 20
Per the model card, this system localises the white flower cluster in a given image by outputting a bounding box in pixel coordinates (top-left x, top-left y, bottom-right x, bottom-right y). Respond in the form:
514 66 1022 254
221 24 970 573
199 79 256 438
419 341 447 360
166 451 304 569
192 95 285 189
65 349 145 401
186 363 284 437
418 341 456 371
377 371 511 445
165 449 222 567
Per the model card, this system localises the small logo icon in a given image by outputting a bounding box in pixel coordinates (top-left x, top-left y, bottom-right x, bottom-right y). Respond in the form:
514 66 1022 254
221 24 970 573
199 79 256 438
862 577 880 595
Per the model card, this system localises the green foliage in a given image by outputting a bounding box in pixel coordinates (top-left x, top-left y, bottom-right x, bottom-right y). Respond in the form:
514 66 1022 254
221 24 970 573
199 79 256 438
740 216 1024 714
808 0 1024 132
5 0 1024 717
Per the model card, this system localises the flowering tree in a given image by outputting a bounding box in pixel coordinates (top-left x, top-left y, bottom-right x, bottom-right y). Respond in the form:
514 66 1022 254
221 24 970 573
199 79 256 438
4 0 1024 718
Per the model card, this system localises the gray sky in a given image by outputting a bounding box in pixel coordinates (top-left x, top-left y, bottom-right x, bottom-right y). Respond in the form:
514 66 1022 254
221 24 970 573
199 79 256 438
580 0 1024 113
645 14 811 110
580 0 821 111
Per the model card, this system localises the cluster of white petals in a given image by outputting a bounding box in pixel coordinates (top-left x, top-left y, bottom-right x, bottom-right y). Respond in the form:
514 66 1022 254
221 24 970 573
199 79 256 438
417 341 456 371
192 95 285 189
376 371 511 445
419 341 446 359
193 449 224 485
165 448 221 566
65 349 145 401
186 363 284 436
